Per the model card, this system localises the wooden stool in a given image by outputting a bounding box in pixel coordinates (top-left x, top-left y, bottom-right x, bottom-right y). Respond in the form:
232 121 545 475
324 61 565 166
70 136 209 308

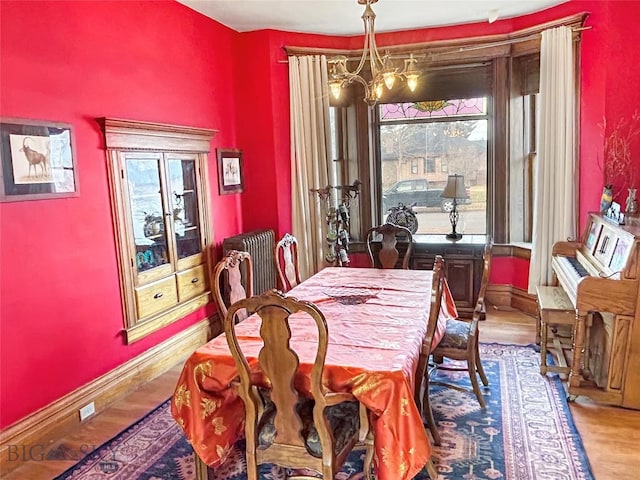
536 286 575 375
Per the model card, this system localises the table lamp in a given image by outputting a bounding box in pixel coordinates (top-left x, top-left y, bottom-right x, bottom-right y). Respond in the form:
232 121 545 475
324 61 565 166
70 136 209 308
440 174 469 240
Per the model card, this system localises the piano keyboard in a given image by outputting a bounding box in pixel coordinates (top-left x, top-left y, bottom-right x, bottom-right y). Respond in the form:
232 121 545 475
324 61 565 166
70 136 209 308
565 256 589 278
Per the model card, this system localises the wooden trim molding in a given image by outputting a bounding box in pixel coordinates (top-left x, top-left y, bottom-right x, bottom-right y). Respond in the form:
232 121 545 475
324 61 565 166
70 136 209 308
486 284 537 317
492 243 531 260
125 293 211 343
284 13 588 63
0 317 217 473
100 117 217 152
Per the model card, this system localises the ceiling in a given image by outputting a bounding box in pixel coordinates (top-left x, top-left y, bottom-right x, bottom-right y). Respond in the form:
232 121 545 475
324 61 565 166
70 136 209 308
177 0 567 35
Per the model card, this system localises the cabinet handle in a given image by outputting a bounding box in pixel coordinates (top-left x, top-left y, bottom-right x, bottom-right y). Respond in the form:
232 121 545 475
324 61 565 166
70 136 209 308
191 277 199 284
153 292 164 299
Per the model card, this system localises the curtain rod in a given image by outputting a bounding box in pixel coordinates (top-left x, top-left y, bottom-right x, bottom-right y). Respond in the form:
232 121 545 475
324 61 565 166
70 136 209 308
279 24 591 63
454 25 590 54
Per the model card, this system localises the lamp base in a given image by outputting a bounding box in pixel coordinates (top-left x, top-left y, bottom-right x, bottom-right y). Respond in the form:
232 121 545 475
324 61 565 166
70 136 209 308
446 232 463 240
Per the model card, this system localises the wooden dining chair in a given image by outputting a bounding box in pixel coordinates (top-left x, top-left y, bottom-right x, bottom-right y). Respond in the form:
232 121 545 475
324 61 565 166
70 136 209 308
224 289 372 480
211 250 253 323
274 233 301 292
430 242 492 408
414 255 445 447
366 223 414 269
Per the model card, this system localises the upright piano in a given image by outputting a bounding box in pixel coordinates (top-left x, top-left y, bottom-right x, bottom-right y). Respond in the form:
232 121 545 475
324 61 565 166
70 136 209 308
552 213 640 408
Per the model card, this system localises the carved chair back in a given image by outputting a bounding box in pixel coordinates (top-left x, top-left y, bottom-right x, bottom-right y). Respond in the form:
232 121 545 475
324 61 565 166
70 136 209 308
211 250 253 322
224 290 361 479
473 241 493 321
275 233 301 292
414 255 445 445
431 243 490 409
366 223 414 269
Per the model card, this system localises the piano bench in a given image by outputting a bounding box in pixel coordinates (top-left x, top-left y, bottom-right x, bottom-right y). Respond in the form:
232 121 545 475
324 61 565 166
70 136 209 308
536 286 575 376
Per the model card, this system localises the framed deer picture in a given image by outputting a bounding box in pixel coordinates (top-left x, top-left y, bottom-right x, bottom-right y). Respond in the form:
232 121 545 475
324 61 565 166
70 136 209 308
0 118 78 201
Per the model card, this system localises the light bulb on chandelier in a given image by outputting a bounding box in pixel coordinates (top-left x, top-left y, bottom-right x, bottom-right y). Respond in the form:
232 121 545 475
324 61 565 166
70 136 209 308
328 0 421 106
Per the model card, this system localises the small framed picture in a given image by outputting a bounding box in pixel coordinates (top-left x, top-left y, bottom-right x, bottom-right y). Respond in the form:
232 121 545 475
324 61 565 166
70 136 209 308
0 118 78 202
216 148 243 194
585 219 602 253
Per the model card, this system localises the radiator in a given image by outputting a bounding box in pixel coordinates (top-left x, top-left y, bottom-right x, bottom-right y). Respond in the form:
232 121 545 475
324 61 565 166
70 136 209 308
222 229 277 295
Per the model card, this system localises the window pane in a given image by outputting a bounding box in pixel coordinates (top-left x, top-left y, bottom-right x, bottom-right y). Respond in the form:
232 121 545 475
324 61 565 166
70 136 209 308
126 158 169 272
380 98 487 122
168 158 202 259
379 102 487 236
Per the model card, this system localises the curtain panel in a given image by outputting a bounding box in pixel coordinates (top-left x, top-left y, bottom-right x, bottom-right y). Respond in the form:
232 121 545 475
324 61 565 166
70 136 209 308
528 26 577 293
289 55 332 280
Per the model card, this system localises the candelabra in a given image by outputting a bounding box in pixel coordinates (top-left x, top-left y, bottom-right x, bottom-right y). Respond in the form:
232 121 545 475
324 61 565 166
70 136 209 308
310 180 361 266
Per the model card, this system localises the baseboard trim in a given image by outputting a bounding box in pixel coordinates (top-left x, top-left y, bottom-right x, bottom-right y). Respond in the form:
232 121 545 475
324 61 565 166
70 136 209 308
486 284 537 317
0 317 214 472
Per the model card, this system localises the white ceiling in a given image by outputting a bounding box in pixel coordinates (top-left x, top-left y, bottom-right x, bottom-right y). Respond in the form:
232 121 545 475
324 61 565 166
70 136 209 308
177 0 567 35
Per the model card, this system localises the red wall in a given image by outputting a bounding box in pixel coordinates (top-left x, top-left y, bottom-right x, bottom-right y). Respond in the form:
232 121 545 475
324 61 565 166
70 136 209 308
0 0 243 428
2 0 639 429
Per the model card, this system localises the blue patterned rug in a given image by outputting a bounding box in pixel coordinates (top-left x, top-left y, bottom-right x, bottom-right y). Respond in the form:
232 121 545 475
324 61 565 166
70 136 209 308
55 343 594 480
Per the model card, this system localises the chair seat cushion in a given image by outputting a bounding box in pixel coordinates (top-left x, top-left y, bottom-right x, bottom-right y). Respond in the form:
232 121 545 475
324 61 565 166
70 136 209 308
439 318 471 349
257 397 359 458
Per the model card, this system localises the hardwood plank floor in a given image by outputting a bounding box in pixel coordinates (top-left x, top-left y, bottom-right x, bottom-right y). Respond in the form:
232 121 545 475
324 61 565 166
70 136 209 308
3 305 639 479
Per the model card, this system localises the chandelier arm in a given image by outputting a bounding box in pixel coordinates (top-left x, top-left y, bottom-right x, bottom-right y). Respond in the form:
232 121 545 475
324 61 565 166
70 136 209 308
367 15 386 77
351 27 370 76
327 0 420 106
343 74 376 103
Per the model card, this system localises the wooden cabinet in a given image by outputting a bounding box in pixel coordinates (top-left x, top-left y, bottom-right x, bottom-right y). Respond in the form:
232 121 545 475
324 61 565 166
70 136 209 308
100 118 216 343
412 235 487 317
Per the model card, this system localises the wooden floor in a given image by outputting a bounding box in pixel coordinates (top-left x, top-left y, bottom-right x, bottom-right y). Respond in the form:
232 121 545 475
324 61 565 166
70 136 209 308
3 305 640 479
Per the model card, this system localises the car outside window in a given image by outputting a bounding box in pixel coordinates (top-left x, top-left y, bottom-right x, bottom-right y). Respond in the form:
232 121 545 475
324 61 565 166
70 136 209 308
396 181 413 193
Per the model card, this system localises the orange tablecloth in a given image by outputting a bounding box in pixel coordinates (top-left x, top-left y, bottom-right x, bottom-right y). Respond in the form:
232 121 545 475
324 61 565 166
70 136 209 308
171 267 456 480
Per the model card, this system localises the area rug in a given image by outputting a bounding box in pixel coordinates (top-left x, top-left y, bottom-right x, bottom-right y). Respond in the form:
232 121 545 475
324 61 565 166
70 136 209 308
55 343 594 480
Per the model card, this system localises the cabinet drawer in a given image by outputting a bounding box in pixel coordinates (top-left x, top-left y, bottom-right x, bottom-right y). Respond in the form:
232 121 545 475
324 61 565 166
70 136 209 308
444 246 476 257
412 255 436 269
135 277 178 319
415 246 442 256
177 265 207 302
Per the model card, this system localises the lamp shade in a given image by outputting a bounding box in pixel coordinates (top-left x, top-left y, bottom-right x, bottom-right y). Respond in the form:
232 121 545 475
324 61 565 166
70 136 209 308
441 174 469 199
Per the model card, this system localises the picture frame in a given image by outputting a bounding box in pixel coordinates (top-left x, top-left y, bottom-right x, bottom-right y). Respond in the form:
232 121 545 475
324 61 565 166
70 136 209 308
0 118 78 202
593 223 617 267
216 148 243 194
585 219 602 253
609 235 632 273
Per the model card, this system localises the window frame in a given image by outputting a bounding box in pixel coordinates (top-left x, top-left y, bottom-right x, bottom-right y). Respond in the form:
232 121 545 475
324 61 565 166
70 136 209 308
306 13 586 247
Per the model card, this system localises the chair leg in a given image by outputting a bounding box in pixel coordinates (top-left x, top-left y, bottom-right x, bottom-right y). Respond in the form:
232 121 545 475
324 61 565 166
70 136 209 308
246 451 258 480
540 320 549 374
426 459 438 479
363 429 375 480
414 353 428 416
195 455 210 480
422 373 442 446
475 338 489 386
467 351 486 409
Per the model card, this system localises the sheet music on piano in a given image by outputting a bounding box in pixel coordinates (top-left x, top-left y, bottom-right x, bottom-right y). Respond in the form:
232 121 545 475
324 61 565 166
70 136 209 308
550 213 640 409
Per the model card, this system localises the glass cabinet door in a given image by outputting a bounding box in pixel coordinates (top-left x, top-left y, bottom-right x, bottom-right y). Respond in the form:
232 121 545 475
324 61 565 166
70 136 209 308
167 157 202 260
125 155 169 273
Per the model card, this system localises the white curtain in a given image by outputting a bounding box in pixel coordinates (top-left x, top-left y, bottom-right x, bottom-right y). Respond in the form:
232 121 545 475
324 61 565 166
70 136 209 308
528 26 576 293
289 55 331 280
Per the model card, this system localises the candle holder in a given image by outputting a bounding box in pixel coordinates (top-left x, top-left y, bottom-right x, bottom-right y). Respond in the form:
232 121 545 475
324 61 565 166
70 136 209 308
310 180 360 266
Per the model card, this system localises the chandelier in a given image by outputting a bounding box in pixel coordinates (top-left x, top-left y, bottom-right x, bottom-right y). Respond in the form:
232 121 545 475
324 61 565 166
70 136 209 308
328 0 420 106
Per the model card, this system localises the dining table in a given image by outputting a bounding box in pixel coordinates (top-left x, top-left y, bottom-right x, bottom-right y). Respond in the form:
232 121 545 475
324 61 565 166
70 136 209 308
171 266 457 480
